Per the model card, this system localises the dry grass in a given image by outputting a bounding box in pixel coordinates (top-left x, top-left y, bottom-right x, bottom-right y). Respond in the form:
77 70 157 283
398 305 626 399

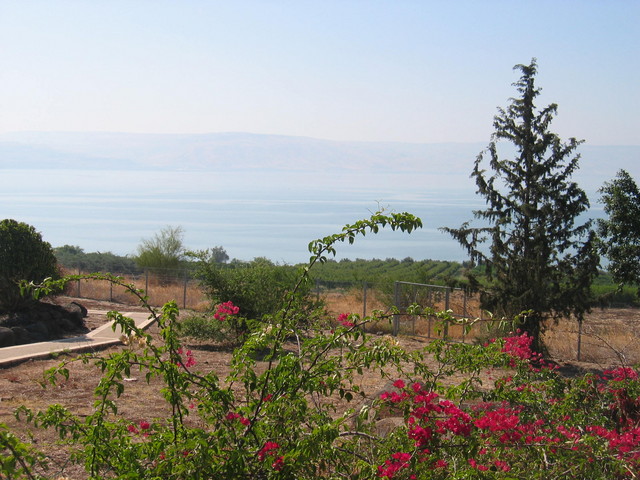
322 288 640 366
59 274 640 366
543 308 640 366
63 271 210 311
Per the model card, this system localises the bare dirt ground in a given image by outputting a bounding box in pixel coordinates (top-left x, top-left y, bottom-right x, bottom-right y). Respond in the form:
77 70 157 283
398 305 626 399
0 296 638 479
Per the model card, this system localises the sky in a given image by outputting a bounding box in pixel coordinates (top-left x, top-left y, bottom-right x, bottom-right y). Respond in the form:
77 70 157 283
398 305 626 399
1 1 638 146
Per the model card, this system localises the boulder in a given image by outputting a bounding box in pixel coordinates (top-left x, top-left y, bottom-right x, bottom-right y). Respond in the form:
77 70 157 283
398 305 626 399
0 326 16 347
25 321 49 342
64 301 88 326
10 326 32 345
0 300 88 347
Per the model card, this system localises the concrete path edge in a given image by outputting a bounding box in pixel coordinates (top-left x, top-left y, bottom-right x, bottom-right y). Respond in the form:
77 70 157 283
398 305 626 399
0 310 156 368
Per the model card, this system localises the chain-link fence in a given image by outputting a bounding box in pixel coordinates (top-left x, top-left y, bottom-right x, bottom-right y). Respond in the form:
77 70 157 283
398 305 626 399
317 280 640 364
65 268 209 310
390 281 485 341
316 280 489 341
64 270 640 364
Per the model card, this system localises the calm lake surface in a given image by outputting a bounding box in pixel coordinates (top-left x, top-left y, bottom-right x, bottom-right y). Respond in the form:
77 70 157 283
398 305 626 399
2 167 601 263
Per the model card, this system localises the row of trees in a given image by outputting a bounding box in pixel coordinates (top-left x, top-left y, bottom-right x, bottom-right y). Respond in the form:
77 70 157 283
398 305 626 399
54 227 230 274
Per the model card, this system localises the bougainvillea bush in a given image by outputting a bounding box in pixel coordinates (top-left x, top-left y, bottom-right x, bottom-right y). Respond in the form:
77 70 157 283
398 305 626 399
2 211 640 479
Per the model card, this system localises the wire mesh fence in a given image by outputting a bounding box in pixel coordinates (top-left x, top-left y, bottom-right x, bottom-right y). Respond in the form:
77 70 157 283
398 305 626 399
390 281 484 340
543 310 640 365
62 270 640 365
316 280 488 340
317 280 640 365
64 268 209 310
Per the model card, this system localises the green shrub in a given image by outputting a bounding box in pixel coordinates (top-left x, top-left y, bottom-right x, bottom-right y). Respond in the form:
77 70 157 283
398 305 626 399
54 245 141 274
0 219 59 312
179 313 228 342
179 301 247 344
191 256 304 321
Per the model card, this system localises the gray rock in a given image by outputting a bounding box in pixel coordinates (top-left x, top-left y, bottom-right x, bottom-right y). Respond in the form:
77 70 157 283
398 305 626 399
25 321 49 342
10 326 32 345
0 326 16 347
374 417 405 436
65 302 87 326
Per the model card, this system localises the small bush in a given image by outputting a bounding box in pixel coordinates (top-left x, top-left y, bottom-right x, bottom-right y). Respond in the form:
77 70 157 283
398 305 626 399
191 256 304 320
180 313 227 342
180 301 247 344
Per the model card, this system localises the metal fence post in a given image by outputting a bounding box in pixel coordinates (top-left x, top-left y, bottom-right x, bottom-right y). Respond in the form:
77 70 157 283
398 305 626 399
443 288 450 339
577 319 583 362
183 271 188 309
393 281 400 336
362 282 367 319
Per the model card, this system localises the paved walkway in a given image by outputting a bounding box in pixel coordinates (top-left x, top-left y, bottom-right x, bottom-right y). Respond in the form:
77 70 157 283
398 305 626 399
0 310 156 368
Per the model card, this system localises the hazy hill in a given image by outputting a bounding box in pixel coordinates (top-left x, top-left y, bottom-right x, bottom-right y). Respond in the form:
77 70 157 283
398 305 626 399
0 131 484 173
1 131 637 191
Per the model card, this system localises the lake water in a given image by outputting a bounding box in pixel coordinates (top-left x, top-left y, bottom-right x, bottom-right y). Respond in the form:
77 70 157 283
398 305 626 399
2 167 499 263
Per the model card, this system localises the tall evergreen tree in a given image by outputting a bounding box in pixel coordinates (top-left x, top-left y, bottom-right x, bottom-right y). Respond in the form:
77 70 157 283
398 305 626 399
597 169 640 295
442 59 599 351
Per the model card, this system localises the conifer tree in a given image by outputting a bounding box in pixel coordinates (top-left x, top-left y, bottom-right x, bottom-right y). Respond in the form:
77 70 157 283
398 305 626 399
442 59 599 351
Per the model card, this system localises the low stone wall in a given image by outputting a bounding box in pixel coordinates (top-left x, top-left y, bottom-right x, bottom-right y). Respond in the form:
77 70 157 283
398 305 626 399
0 301 88 347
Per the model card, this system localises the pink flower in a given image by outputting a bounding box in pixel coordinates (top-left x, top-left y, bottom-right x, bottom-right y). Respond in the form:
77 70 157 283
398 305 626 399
272 455 284 471
226 412 251 426
214 301 240 321
468 459 489 471
176 349 197 368
258 441 280 461
337 313 354 327
393 379 405 389
603 367 639 382
408 424 432 446
391 452 411 462
139 420 150 430
377 451 411 478
434 459 448 469
127 424 138 434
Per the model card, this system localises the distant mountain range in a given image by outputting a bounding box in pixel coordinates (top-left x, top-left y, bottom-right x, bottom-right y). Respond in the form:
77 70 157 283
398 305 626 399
1 131 638 189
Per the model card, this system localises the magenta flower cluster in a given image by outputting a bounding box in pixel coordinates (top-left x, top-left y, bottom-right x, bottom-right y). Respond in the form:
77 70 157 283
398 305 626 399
257 441 284 471
375 332 640 478
175 347 196 368
337 313 354 328
213 301 240 321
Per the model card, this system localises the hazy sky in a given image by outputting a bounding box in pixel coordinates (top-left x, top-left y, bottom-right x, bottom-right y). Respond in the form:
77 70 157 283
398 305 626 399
1 1 638 145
